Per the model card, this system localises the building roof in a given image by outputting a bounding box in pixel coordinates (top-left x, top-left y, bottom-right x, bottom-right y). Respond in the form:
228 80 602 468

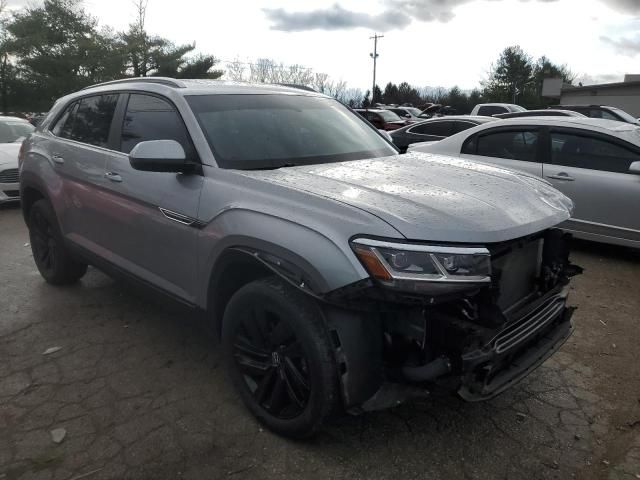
563 80 640 93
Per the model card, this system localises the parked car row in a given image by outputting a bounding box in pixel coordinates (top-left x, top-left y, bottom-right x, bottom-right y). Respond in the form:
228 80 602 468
354 108 407 130
409 117 640 249
390 115 497 152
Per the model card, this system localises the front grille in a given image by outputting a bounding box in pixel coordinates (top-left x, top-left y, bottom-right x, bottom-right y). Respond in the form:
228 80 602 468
0 168 19 183
491 294 566 354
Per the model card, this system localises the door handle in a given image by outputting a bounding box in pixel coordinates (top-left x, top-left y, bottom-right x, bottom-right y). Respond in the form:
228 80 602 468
104 172 122 183
546 173 575 182
52 154 64 165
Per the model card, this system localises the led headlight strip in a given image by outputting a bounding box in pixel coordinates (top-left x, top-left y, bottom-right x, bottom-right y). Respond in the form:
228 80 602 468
351 238 491 286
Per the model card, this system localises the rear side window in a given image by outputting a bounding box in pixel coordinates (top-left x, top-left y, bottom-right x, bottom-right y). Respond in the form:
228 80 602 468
53 95 119 148
119 94 196 160
550 132 639 173
452 121 478 134
591 109 619 121
476 130 539 162
409 121 452 137
477 106 506 116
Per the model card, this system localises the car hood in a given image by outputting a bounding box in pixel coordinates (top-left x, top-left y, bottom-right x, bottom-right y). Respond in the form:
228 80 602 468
239 152 573 243
0 143 20 168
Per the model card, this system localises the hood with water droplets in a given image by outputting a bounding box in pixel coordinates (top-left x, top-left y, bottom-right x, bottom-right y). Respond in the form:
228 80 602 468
238 152 573 243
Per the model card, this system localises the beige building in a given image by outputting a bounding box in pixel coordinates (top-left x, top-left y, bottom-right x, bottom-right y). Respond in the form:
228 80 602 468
543 75 640 118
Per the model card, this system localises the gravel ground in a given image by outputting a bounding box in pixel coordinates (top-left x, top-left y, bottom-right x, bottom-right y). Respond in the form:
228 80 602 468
1 204 639 480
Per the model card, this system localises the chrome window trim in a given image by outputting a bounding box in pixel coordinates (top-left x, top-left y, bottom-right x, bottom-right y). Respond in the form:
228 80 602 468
45 131 129 157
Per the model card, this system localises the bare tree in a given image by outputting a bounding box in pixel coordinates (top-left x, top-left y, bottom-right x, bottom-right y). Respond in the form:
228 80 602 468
312 72 329 93
326 80 347 101
225 58 246 81
133 0 148 33
249 58 274 83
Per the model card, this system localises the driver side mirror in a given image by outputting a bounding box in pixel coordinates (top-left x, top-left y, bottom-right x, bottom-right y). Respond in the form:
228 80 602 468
629 161 640 175
129 140 189 173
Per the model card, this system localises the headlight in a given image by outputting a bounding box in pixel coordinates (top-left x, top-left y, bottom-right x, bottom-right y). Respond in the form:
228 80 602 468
351 238 491 295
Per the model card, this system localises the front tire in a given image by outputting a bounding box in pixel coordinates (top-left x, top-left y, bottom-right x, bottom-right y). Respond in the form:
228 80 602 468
221 277 339 438
28 199 87 285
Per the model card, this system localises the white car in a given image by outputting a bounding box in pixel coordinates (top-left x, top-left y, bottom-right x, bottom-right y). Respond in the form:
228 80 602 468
470 103 526 116
408 117 640 248
0 116 34 203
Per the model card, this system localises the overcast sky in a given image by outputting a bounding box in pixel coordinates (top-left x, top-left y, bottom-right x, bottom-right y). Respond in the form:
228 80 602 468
8 0 640 90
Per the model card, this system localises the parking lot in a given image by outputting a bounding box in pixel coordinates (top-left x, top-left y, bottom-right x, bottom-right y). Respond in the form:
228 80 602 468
1 203 639 480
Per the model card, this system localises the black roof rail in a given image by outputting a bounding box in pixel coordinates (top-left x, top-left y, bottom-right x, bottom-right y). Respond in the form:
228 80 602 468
82 77 186 90
276 83 318 93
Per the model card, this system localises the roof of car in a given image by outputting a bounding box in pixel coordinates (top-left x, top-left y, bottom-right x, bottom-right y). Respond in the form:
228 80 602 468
416 115 496 122
82 77 327 97
0 116 29 123
497 116 634 129
475 103 520 107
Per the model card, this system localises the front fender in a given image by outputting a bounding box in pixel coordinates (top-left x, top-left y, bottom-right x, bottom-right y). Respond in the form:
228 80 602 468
195 208 370 309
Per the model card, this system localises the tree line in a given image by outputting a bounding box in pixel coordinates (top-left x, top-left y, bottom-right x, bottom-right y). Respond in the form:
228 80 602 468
0 0 573 114
0 0 223 112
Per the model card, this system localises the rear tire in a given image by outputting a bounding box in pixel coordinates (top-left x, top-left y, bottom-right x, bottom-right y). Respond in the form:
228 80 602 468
28 199 87 285
221 276 339 438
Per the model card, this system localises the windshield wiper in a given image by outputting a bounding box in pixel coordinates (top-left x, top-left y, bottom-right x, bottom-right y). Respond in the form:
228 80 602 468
246 162 299 170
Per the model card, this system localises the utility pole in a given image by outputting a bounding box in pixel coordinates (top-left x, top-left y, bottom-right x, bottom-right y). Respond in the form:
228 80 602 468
370 33 383 105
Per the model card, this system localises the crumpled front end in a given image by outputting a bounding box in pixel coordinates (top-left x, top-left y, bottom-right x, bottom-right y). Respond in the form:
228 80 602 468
323 229 582 412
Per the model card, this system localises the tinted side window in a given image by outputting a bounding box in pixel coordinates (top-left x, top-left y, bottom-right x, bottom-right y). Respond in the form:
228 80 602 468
453 121 478 134
120 94 196 159
550 132 639 173
566 107 588 116
594 109 619 121
461 135 477 154
410 121 452 136
476 130 539 162
69 95 119 147
477 106 506 116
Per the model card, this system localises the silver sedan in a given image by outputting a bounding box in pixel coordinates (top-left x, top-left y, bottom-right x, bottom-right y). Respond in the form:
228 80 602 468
409 117 640 249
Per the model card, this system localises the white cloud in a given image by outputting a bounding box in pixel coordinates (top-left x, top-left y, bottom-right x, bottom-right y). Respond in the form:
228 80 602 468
38 0 640 90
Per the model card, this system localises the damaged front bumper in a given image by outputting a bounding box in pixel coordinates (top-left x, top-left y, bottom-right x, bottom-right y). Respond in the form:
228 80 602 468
324 229 581 413
458 285 574 401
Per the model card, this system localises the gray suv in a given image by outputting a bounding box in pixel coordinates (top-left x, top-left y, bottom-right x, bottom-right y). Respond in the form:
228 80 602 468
19 78 580 438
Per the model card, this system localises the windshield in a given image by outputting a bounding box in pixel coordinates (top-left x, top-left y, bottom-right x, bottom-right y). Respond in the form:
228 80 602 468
404 107 422 117
0 121 34 143
609 107 639 123
377 110 403 122
187 94 397 169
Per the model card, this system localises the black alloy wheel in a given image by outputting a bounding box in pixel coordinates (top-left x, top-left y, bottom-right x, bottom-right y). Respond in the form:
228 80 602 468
232 305 311 419
28 199 87 285
221 277 339 438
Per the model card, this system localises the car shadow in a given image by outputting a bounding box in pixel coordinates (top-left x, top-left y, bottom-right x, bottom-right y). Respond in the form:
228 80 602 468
571 238 640 264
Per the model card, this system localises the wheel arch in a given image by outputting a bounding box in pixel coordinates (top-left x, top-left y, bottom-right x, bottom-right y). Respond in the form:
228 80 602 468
206 243 330 338
19 179 50 226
